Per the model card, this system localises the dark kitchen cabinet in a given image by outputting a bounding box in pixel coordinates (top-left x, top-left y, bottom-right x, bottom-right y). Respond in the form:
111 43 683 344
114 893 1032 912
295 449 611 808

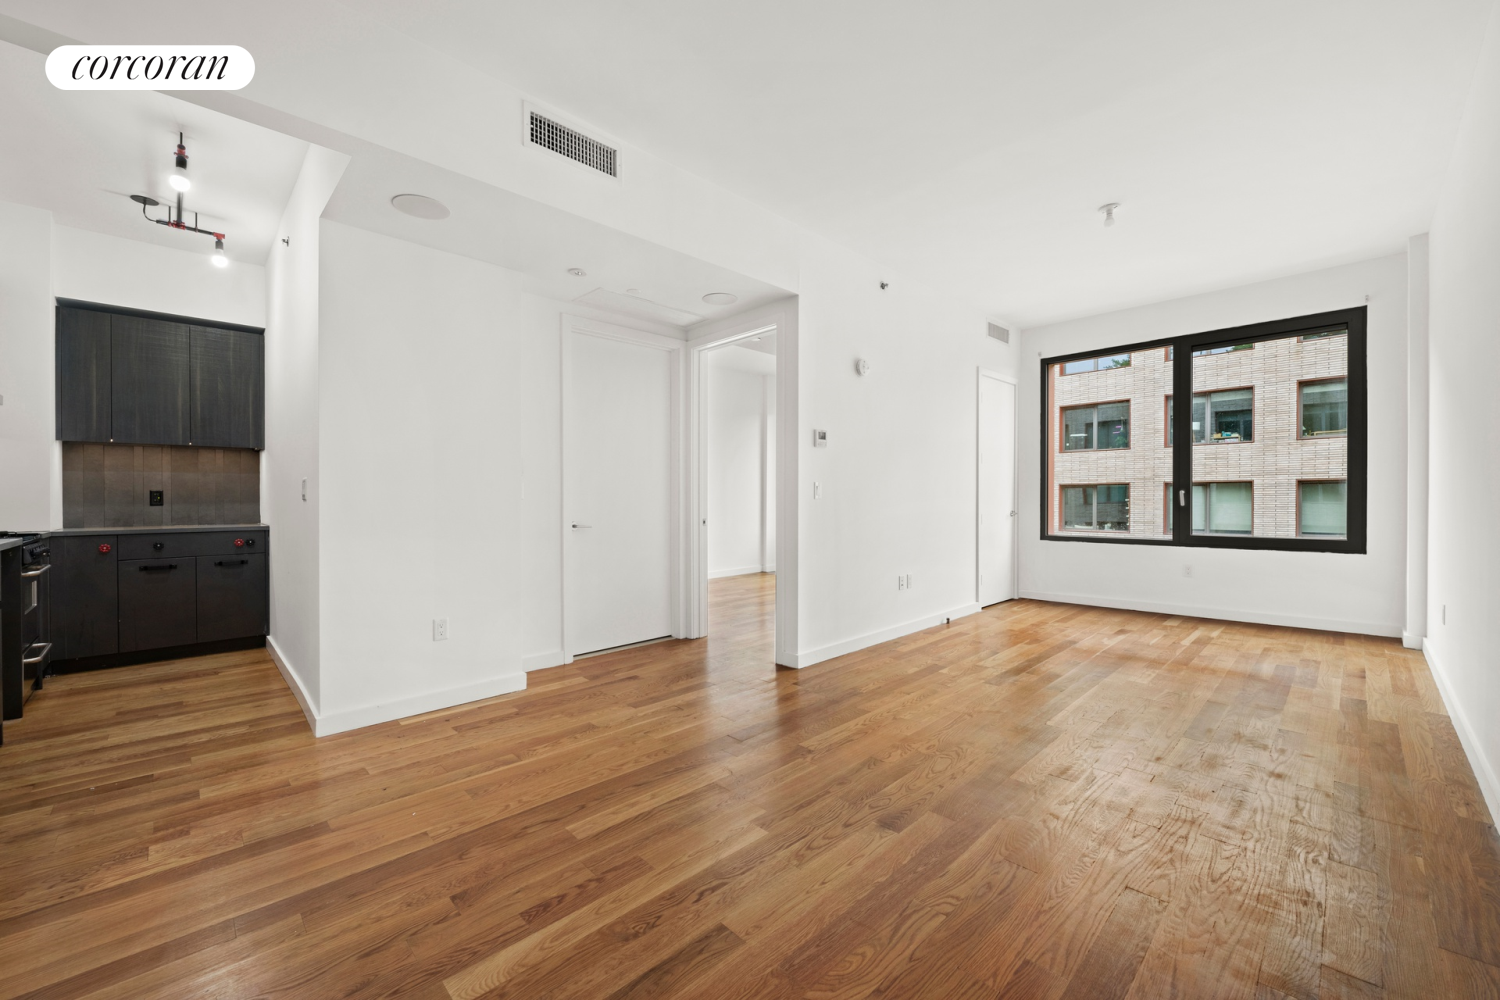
55 307 112 442
111 314 191 445
196 554 267 642
52 535 119 660
190 326 265 449
118 558 196 652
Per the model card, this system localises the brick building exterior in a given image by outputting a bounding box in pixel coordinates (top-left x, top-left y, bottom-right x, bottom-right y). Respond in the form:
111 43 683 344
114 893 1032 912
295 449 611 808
1047 334 1348 538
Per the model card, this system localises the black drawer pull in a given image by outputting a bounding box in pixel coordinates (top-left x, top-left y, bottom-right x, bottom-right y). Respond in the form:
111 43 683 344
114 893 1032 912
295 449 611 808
214 559 250 567
138 563 178 572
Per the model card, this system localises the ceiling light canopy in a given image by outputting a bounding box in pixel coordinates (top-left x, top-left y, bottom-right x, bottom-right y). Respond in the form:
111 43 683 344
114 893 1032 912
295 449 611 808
390 193 450 219
1099 202 1120 227
702 292 738 306
567 267 587 277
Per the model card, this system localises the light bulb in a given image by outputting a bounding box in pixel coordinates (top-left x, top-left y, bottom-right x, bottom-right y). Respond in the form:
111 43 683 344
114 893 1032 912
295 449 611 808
169 164 191 192
211 238 228 268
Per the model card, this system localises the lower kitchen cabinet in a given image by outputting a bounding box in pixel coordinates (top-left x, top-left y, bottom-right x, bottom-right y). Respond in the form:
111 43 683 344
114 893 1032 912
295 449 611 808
119 558 197 652
196 554 268 642
52 535 119 660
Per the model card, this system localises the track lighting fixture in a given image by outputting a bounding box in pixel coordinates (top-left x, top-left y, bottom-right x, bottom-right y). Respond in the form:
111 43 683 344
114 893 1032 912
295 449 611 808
130 133 229 267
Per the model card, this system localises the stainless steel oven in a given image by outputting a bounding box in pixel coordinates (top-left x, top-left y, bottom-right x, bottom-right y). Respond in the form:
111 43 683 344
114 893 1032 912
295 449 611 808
19 537 51 698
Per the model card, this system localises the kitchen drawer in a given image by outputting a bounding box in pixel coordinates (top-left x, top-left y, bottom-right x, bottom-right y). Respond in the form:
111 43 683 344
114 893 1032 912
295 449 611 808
118 558 196 652
192 530 267 557
117 532 200 560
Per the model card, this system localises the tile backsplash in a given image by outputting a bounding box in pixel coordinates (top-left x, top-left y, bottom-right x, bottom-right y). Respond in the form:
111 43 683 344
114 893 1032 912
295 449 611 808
62 443 260 528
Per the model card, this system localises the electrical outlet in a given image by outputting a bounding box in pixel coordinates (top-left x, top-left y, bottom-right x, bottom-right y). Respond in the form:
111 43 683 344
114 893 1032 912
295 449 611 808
1183 565 1193 578
905 574 913 590
813 481 822 499
433 618 449 641
898 575 905 591
301 478 308 502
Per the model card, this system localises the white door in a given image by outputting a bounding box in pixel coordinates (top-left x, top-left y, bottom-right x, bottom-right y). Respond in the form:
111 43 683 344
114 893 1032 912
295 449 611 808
978 373 1017 607
565 330 673 654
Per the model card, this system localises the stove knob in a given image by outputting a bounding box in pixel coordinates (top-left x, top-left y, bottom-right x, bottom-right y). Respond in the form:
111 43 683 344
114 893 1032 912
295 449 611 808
245 538 256 547
98 543 111 554
234 538 245 547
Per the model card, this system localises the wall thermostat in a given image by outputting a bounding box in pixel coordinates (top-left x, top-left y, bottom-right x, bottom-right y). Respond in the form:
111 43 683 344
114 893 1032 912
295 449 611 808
854 358 870 376
813 429 828 447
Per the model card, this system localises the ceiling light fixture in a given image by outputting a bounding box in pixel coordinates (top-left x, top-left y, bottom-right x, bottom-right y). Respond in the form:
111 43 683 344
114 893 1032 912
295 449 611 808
702 292 738 306
568 268 587 277
130 133 229 267
168 139 191 192
390 193 450 219
1099 202 1120 227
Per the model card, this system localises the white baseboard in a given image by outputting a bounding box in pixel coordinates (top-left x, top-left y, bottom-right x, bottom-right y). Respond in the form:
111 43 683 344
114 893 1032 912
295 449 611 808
1422 637 1500 825
313 672 528 737
265 636 526 737
788 601 982 669
1018 590 1401 639
522 650 568 672
1402 631 1423 650
708 565 766 579
266 636 317 734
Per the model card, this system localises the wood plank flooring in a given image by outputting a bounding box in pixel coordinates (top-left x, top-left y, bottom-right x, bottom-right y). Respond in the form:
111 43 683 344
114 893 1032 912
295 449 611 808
2 573 1498 999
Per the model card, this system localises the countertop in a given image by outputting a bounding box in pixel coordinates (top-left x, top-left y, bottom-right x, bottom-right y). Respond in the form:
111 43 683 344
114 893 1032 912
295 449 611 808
0 537 22 553
46 524 269 537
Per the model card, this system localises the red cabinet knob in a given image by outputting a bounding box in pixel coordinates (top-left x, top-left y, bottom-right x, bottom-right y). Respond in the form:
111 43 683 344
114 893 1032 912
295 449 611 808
234 538 245 547
98 543 111 554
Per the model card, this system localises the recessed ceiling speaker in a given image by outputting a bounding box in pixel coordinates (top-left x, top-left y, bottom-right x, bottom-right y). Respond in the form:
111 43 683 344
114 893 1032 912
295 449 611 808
702 292 738 306
988 322 1010 344
390 194 450 220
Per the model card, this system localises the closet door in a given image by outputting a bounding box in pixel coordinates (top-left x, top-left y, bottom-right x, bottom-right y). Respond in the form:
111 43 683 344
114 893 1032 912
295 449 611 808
111 315 190 445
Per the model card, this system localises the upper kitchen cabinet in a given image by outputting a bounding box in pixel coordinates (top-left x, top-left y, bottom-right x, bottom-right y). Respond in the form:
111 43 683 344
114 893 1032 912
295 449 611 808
55 305 265 449
190 326 264 449
111 314 191 445
55 307 112 442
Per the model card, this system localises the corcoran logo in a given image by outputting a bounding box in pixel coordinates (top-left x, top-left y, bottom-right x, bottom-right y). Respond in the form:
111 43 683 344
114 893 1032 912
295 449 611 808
45 45 254 90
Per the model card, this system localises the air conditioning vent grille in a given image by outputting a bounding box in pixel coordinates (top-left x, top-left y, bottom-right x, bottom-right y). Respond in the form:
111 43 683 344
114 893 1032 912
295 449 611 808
529 112 617 177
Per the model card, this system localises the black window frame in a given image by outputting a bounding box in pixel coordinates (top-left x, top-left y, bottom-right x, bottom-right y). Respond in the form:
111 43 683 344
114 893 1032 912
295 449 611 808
1040 306 1367 553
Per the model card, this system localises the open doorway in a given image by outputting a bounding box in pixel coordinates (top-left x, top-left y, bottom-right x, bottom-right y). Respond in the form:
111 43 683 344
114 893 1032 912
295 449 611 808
701 334 776 655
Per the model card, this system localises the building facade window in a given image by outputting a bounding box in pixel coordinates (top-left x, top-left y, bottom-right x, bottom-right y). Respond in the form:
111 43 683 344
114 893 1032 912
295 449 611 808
1062 485 1130 531
1061 401 1130 451
1166 388 1254 444
1061 352 1130 375
1042 307 1366 551
1299 480 1348 536
1167 482 1254 534
1299 378 1348 437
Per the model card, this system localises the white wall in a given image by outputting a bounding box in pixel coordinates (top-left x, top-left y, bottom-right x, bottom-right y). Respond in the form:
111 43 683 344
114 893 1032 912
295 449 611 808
314 220 565 730
791 235 1019 666
1017 253 1408 638
1425 4 1500 819
0 200 57 530
706 361 771 578
52 225 266 328
262 145 346 720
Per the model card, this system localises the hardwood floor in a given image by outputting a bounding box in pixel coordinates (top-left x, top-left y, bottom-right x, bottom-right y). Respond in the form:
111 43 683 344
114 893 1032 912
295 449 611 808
2 573 1498 999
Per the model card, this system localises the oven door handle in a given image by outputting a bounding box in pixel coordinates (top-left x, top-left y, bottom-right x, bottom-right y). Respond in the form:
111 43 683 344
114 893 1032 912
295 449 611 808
21 564 50 579
22 642 52 666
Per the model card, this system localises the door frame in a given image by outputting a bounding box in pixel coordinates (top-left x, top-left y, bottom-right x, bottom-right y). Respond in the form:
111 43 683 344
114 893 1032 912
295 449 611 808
684 301 798 664
977 367 1020 606
560 314 687 660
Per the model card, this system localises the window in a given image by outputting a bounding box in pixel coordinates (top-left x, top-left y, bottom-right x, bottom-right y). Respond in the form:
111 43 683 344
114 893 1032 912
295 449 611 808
1299 481 1347 536
1061 352 1131 375
1168 482 1253 534
1167 389 1254 444
1300 379 1347 437
1062 485 1129 531
1042 307 1366 551
1061 402 1130 451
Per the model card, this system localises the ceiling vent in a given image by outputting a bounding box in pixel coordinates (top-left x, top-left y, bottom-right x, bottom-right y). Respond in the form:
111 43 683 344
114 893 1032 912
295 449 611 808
988 322 1011 344
528 110 618 178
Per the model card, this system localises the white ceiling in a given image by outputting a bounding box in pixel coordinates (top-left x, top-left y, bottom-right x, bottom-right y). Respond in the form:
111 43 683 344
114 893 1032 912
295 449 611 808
0 40 307 265
322 139 792 333
341 0 1496 325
